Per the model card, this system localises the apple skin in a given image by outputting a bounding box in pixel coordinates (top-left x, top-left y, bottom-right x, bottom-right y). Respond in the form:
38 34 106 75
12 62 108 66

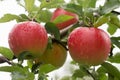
51 8 79 30
35 42 67 68
8 21 48 58
68 27 111 66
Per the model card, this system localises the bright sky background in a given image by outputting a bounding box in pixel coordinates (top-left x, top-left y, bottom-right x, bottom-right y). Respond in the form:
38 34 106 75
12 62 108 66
0 0 120 80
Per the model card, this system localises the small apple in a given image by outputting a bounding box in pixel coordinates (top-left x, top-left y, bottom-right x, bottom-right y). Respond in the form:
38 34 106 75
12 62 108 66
8 21 48 58
68 27 111 66
35 42 67 68
51 8 79 30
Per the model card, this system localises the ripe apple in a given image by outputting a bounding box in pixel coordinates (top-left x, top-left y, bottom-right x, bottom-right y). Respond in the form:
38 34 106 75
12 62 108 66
35 42 67 68
51 8 79 30
8 21 48 58
68 27 111 66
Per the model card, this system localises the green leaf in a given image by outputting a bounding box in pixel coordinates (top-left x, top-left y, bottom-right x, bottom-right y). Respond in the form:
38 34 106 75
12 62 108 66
24 0 35 12
108 74 114 80
70 60 77 65
94 14 110 27
0 47 13 60
84 8 95 25
107 22 118 35
109 14 120 28
60 76 72 80
11 71 34 80
98 73 108 80
15 14 30 22
40 0 65 9
72 69 88 78
0 66 34 80
65 3 83 16
108 73 119 80
108 52 120 63
0 66 24 73
53 15 74 24
97 66 107 74
46 37 53 49
19 14 29 20
18 51 33 61
114 77 120 80
0 14 21 23
100 0 120 14
27 60 33 69
73 0 97 9
45 22 60 40
72 64 93 79
97 66 108 80
101 62 120 79
111 37 120 48
35 10 52 22
39 64 56 74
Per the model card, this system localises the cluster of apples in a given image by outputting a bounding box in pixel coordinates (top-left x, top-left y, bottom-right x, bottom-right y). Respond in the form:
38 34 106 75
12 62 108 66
8 8 111 68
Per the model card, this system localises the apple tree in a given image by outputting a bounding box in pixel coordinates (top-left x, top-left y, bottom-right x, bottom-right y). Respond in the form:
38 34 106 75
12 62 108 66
0 0 120 80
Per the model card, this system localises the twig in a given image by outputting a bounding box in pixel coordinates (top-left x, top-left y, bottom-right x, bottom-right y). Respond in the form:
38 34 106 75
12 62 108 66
60 25 73 39
0 56 13 65
112 11 120 15
52 39 68 50
60 21 82 39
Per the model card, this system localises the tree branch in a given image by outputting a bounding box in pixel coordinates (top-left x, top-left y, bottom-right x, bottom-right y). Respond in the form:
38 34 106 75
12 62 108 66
0 56 13 65
112 11 120 15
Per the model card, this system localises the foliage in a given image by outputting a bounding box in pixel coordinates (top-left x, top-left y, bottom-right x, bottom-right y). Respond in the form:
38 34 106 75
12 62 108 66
0 0 120 80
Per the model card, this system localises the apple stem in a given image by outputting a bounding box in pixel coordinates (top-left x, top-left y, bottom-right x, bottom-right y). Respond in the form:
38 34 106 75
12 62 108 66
52 39 68 50
60 25 73 39
60 21 82 39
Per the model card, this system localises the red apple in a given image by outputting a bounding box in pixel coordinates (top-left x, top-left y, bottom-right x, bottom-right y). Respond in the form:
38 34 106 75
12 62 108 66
8 21 48 58
51 8 79 30
68 27 111 66
35 42 67 68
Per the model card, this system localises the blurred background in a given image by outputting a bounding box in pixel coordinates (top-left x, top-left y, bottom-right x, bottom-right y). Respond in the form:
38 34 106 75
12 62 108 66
0 0 120 80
